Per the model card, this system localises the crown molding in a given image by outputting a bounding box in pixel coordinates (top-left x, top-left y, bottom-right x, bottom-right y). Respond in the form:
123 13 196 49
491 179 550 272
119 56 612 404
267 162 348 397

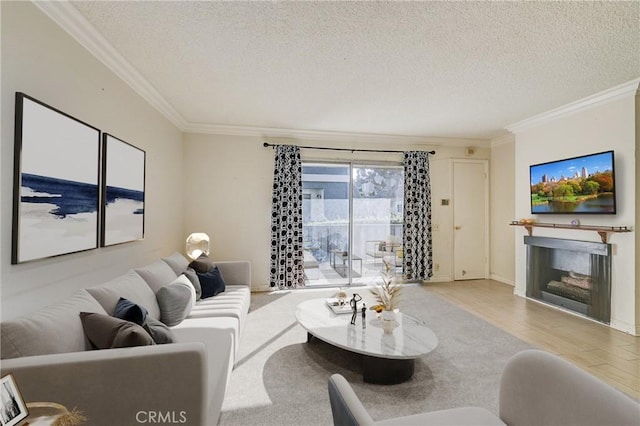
184 122 490 147
32 1 188 129
506 78 640 134
34 1 492 146
490 132 515 148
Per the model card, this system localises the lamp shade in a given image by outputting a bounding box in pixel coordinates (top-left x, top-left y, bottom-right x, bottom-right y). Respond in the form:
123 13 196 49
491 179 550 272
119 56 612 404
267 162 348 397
186 233 210 260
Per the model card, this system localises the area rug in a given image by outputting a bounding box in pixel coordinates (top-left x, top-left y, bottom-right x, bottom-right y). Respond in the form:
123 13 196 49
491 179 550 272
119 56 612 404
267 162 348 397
219 284 535 425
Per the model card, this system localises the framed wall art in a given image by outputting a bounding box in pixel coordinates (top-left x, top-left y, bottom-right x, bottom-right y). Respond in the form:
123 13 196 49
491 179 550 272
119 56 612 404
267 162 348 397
0 374 29 426
12 93 101 264
101 133 145 246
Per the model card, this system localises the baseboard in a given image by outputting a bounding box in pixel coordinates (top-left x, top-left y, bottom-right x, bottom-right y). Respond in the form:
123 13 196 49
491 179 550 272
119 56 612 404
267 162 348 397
490 274 515 286
428 275 453 283
609 319 639 336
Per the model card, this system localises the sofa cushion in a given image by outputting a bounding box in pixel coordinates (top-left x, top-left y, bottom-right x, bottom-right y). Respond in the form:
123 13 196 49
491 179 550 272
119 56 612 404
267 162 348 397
197 266 226 299
1 289 108 359
188 253 215 274
114 297 148 325
80 312 155 349
135 260 178 293
162 252 190 275
182 268 202 301
156 275 195 326
87 270 161 321
213 261 251 286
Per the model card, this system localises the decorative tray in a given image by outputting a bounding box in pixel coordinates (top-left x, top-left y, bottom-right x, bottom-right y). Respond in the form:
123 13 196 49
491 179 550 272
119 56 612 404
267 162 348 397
326 298 359 315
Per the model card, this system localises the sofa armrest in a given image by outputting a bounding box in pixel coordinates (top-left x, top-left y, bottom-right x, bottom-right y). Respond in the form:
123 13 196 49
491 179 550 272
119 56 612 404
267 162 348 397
328 374 375 425
499 350 640 426
0 343 207 426
216 260 251 287
171 319 235 422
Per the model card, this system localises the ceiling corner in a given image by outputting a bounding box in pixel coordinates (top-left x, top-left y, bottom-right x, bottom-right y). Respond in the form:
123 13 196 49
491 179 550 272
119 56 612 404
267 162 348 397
506 77 640 134
32 0 188 130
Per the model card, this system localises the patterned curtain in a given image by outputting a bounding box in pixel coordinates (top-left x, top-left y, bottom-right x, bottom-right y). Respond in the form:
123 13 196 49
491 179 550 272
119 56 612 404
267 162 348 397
402 151 433 280
269 145 305 289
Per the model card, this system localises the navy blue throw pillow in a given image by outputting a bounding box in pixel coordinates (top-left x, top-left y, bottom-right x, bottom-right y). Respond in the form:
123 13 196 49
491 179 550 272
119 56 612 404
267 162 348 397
197 266 226 299
114 297 148 326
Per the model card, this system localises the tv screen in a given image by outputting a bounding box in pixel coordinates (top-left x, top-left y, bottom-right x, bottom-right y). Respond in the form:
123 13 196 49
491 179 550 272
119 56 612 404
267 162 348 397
530 150 616 214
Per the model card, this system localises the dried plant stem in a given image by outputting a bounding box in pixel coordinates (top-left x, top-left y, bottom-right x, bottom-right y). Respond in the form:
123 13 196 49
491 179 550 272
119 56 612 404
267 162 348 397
370 259 401 310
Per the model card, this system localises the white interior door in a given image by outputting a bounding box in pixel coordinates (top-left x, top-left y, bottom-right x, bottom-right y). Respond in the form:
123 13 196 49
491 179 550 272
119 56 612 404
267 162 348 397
452 160 488 280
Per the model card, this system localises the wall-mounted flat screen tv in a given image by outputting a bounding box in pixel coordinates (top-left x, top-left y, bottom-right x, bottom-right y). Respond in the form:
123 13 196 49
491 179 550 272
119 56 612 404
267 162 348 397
530 150 616 214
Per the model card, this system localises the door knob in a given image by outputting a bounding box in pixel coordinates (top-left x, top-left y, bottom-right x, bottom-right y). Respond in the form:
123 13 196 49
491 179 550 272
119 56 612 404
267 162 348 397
455 226 462 230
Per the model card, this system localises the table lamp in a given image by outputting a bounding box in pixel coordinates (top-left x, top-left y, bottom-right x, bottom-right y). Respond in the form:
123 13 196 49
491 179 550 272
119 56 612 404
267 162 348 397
186 232 210 260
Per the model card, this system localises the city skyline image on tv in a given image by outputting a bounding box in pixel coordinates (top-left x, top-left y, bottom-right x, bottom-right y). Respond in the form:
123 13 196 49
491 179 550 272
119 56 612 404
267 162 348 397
530 151 615 214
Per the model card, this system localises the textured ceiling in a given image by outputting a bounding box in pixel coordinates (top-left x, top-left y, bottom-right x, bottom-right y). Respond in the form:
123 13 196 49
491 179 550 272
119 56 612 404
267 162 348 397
69 1 639 140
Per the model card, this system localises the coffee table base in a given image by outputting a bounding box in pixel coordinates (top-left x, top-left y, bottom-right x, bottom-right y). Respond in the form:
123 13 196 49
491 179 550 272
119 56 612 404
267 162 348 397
307 333 415 384
363 356 415 384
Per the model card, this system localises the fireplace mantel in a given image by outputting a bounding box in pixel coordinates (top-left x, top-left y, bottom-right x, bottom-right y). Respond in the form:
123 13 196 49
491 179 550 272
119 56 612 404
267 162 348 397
510 221 631 243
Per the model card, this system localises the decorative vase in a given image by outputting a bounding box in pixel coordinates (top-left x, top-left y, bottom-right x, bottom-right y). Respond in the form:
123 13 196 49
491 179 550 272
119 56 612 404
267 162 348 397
380 309 397 334
380 309 396 322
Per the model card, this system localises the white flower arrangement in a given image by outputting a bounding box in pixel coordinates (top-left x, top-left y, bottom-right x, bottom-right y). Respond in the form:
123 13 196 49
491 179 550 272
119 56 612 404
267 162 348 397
370 259 401 312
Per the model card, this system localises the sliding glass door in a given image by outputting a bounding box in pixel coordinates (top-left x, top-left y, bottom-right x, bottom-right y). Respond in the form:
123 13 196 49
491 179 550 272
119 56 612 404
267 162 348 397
302 164 350 286
302 162 403 287
353 164 404 281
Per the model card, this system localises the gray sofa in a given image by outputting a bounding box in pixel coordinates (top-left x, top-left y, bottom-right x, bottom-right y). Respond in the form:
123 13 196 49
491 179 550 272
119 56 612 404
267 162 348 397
328 349 640 426
0 252 250 426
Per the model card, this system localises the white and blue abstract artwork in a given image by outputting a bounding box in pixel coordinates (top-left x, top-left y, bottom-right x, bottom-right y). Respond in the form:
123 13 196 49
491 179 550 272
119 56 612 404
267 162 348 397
101 134 145 246
12 93 101 264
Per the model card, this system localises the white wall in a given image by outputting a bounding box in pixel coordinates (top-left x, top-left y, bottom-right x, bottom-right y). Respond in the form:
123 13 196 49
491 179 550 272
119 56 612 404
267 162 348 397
512 91 638 334
635 94 640 332
1 2 185 320
183 133 490 290
490 135 516 285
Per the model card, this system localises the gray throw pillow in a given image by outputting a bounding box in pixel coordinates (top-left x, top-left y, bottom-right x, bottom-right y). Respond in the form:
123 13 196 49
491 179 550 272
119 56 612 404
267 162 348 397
143 317 175 344
112 298 173 344
182 268 202 301
156 275 195 326
80 312 155 349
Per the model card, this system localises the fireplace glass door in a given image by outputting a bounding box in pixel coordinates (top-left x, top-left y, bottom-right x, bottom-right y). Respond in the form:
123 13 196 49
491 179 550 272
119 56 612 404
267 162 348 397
525 236 611 323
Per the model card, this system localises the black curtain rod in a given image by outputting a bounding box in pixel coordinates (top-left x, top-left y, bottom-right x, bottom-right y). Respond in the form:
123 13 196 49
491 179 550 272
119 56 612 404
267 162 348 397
262 142 435 155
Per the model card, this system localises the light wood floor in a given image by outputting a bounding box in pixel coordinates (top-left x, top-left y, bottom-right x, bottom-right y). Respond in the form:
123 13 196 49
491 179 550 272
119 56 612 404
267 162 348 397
425 279 640 399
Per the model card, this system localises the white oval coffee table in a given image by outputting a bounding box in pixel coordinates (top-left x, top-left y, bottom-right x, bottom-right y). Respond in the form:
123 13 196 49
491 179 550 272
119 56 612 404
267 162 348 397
295 298 438 384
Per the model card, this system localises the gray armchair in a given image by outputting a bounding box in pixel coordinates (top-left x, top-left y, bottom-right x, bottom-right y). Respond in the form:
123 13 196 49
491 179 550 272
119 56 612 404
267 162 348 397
328 349 640 426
